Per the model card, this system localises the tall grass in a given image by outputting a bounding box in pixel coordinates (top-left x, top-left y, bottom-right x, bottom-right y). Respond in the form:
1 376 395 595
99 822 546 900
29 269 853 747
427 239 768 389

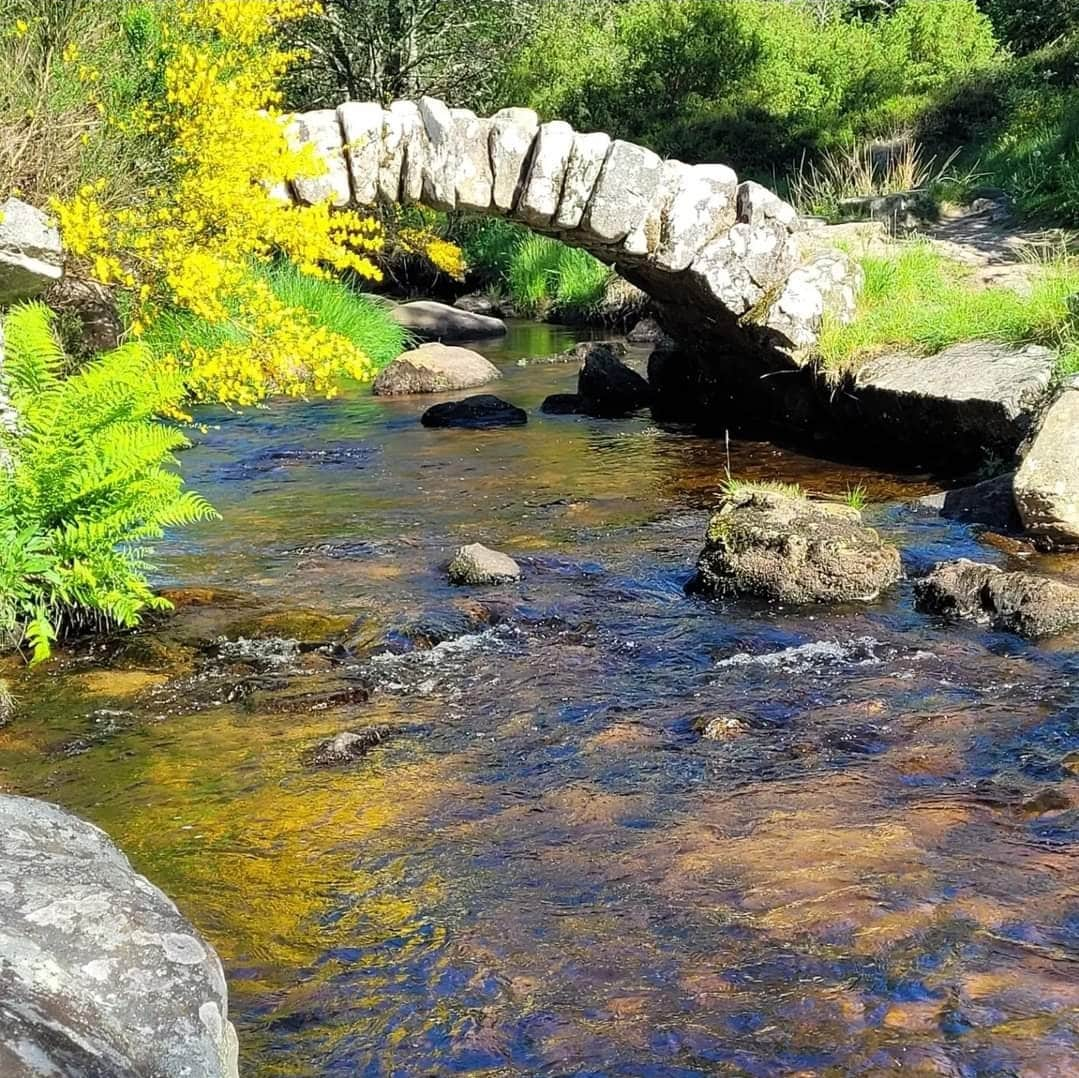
142 261 407 376
818 242 1079 375
786 137 965 221
506 233 612 318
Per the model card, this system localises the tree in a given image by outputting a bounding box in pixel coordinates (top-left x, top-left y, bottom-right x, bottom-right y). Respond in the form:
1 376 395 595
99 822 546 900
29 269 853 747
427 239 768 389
283 0 544 111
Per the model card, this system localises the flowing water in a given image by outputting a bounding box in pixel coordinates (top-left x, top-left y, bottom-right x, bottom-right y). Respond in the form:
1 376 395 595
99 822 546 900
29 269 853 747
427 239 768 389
3 321 1079 1076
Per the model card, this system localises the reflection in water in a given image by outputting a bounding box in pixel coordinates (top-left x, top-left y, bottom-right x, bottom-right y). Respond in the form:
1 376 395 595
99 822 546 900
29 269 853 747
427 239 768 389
3 321 1078 1075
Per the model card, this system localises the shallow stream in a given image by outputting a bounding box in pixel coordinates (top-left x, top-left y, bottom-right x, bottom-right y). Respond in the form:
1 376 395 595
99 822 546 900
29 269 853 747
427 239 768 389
3 321 1078 1075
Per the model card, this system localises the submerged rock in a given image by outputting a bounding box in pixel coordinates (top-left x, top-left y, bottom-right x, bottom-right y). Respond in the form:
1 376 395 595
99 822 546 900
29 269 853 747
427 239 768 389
914 558 1079 639
372 343 501 396
541 392 583 415
421 394 527 429
1014 376 1079 549
0 794 239 1077
309 727 393 766
391 300 507 341
576 342 651 417
691 490 901 604
447 543 521 585
695 715 751 741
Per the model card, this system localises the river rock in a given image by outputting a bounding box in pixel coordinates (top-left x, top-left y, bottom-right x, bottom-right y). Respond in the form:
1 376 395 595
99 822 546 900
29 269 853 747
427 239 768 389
391 300 507 341
577 342 651 416
421 394 527 429
372 343 500 396
541 393 583 415
692 490 902 604
626 317 671 345
1014 377 1079 548
855 341 1055 461
0 794 239 1077
309 727 392 766
918 473 1020 531
0 198 64 305
453 292 505 317
447 543 521 585
914 558 1079 638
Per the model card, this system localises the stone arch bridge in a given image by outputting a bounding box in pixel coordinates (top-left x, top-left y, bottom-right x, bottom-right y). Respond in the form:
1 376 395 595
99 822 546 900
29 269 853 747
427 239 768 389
275 98 860 363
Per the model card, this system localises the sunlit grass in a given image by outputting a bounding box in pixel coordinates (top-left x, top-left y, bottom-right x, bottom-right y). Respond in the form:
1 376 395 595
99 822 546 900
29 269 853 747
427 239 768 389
142 261 408 375
818 241 1079 376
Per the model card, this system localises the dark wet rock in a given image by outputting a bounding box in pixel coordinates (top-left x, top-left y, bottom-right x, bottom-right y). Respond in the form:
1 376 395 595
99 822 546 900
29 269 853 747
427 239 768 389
245 679 370 715
914 558 1079 639
391 299 507 341
541 392 583 415
308 727 394 766
577 343 651 417
0 794 238 1077
691 490 902 604
918 473 1020 531
626 317 672 346
372 343 501 396
1020 788 1071 817
453 292 505 317
421 394 527 429
447 543 521 585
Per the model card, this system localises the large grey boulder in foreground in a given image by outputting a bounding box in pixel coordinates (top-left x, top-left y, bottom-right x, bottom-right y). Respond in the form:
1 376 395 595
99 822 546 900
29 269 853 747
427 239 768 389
692 490 901 604
0 794 238 1077
372 342 501 395
391 300 507 342
915 558 1079 639
1014 376 1079 549
0 198 64 306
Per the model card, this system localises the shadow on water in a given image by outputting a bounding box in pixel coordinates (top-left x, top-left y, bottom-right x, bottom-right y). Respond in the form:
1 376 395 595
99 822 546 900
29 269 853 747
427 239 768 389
3 321 1079 1075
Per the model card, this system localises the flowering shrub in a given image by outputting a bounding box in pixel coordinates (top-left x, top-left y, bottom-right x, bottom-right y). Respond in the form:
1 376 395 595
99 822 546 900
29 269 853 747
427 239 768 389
53 0 387 406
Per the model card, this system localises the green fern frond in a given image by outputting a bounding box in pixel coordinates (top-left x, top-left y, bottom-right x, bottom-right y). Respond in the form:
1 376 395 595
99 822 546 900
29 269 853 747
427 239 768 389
0 303 218 663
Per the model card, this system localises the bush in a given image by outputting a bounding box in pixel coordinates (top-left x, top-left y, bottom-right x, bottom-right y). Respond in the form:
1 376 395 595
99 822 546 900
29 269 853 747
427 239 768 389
0 303 216 663
504 234 612 318
141 262 408 381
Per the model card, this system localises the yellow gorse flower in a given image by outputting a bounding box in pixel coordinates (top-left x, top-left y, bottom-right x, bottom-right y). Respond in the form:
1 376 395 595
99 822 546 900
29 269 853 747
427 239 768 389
54 0 382 408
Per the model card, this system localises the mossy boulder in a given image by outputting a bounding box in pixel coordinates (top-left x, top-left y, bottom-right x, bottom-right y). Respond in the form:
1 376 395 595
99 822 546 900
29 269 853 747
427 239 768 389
691 490 901 604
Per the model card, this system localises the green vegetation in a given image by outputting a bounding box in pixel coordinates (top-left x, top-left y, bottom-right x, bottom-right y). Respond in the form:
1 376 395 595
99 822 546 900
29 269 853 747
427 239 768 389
141 262 406 378
818 243 1079 375
844 484 870 511
0 303 217 663
922 32 1079 224
457 219 613 320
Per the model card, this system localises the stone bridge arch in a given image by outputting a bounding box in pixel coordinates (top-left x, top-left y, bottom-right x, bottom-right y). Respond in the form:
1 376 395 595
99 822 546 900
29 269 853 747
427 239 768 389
275 98 860 363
